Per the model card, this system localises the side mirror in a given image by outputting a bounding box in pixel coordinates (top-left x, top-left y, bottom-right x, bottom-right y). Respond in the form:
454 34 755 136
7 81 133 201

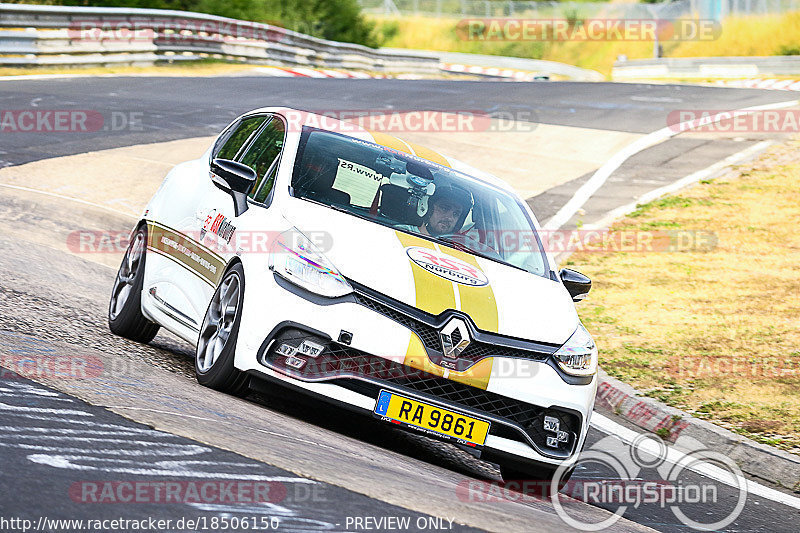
210 158 256 217
559 268 591 302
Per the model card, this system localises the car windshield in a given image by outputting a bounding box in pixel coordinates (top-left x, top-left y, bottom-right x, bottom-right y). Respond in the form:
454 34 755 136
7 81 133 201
290 127 549 277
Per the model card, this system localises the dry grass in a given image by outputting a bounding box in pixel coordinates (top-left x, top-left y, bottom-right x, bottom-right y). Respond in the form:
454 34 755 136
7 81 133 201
371 12 800 77
564 139 800 452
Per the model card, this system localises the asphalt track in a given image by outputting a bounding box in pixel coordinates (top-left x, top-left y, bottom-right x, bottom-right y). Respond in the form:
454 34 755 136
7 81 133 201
1 75 799 532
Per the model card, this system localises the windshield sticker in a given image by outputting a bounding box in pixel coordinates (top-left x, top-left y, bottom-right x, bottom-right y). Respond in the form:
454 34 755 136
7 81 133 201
332 158 383 206
406 246 489 287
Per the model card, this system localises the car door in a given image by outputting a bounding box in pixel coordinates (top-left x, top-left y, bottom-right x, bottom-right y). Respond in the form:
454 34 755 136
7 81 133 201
145 114 271 334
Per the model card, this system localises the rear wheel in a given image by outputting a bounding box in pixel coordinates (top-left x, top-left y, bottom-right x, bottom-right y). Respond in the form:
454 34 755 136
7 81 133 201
108 225 160 343
195 263 249 395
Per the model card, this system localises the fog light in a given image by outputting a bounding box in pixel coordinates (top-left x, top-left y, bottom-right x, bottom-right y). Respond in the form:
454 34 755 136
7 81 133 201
543 415 570 448
276 343 296 356
543 416 560 433
285 356 305 370
297 340 324 358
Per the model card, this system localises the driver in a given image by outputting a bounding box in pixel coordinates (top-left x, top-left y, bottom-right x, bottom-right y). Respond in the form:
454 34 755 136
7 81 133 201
415 184 473 237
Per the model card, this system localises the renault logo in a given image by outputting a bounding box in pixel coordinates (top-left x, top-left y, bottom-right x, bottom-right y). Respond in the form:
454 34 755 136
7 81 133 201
440 318 470 359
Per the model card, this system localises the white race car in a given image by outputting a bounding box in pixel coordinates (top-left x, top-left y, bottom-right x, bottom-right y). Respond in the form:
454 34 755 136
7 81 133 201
109 107 597 485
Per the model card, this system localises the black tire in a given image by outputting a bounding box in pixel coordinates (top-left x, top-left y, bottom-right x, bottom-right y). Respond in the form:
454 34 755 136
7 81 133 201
195 262 250 396
108 224 160 343
499 461 575 494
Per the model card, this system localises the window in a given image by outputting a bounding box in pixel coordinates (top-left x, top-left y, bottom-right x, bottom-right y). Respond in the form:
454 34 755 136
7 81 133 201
240 118 285 204
291 128 549 277
213 115 268 161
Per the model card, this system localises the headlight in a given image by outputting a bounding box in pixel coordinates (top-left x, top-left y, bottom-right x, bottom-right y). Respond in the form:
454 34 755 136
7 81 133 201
553 323 598 377
269 228 352 298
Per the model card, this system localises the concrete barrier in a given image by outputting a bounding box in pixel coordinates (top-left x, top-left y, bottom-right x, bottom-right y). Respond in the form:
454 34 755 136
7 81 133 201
613 56 800 80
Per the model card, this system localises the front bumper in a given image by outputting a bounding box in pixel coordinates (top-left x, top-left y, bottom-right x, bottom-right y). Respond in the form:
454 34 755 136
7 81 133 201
235 274 597 467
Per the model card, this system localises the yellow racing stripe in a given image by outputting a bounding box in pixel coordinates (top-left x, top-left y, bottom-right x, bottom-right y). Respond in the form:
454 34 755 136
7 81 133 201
405 141 451 167
367 130 414 155
395 231 456 315
403 332 493 390
367 131 451 168
444 248 500 333
397 231 498 390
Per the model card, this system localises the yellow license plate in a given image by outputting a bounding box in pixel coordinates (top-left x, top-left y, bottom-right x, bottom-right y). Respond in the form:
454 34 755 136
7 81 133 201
373 390 490 446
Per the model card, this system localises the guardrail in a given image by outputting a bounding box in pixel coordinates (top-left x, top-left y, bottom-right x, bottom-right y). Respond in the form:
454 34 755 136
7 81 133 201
434 51 604 81
0 3 438 72
613 56 800 80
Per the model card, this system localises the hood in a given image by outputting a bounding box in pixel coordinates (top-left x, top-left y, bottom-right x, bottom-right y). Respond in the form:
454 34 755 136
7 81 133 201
283 198 579 345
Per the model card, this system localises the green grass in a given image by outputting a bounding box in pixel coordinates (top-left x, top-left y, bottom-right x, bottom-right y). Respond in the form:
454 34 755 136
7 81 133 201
371 11 800 77
570 139 800 453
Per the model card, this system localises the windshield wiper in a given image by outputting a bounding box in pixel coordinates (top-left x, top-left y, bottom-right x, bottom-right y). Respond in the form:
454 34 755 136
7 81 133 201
433 235 472 254
434 235 533 275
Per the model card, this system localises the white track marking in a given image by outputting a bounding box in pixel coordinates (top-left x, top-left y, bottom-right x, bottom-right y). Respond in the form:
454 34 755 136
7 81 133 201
591 412 800 510
543 98 800 231
0 443 209 456
0 181 138 219
0 426 164 436
583 140 773 231
27 454 316 482
0 402 93 416
101 406 224 423
106 405 340 451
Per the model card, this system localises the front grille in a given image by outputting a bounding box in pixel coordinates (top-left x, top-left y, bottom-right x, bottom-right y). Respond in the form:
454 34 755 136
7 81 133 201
352 291 553 371
261 327 580 457
353 292 440 348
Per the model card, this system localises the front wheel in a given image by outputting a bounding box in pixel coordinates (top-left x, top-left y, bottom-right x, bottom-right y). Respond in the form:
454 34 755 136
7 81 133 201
195 263 249 395
108 225 160 343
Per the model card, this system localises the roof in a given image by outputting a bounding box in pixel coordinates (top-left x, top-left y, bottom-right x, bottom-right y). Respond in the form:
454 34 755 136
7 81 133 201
246 106 516 193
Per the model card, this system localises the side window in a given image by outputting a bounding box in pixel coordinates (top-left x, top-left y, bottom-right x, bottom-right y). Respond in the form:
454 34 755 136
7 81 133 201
240 118 286 204
213 115 268 160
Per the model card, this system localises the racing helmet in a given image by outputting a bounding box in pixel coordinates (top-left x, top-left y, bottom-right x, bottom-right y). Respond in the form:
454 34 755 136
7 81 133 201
426 183 473 232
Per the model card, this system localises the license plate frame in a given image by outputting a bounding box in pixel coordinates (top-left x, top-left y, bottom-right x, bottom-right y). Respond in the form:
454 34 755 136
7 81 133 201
373 389 490 447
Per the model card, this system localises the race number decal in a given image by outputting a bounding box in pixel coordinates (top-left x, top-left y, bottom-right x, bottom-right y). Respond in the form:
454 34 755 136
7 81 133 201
406 246 489 287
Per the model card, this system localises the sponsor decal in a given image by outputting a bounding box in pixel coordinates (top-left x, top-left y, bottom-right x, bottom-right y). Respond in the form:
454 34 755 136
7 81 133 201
405 246 489 287
200 209 236 243
147 223 225 286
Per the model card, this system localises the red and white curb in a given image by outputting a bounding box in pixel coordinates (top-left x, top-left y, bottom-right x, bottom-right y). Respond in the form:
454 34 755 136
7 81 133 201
252 66 389 79
441 62 545 81
715 78 800 91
